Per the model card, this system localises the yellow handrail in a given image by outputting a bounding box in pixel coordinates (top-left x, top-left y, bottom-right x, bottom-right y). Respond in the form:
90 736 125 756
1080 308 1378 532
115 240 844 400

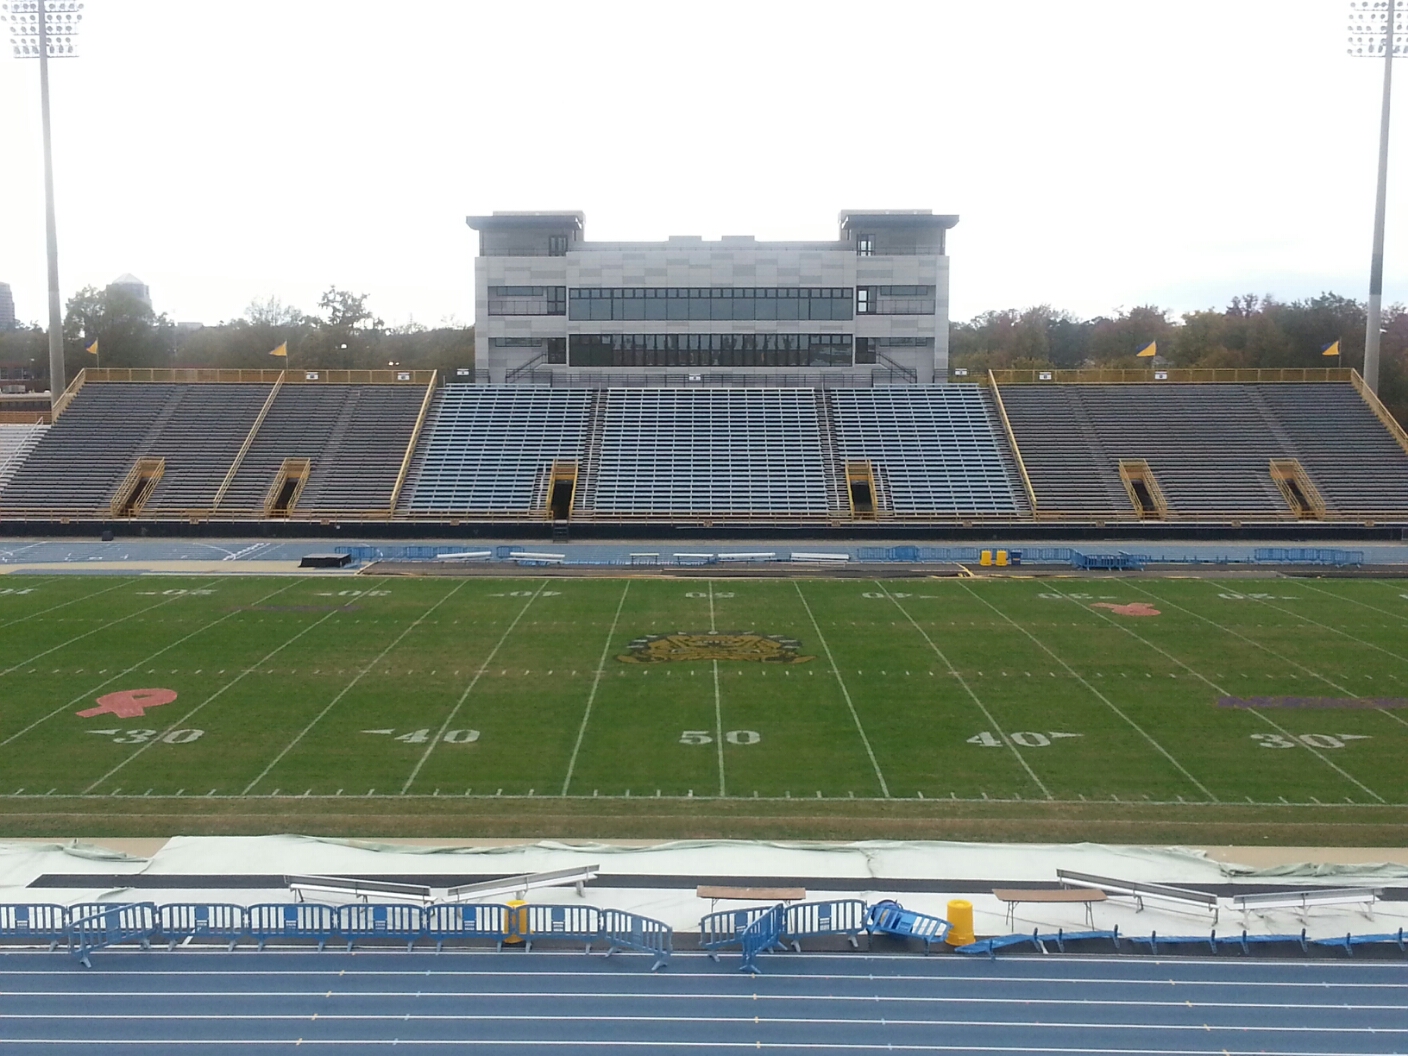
50 368 87 419
79 367 436 385
987 371 1038 514
1349 369 1408 457
211 371 284 513
986 367 1353 385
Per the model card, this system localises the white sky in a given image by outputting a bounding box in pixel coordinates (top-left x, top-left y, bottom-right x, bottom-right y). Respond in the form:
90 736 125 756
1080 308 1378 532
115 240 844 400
0 0 1402 328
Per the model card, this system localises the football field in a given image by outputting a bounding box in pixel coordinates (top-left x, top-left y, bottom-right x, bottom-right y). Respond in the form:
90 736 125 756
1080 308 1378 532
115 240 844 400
0 572 1406 839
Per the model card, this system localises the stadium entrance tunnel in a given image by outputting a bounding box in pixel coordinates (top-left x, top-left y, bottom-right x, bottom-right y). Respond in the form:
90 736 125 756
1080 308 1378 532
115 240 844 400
265 458 311 518
1270 458 1325 519
548 460 579 521
110 458 164 518
1118 459 1168 520
845 461 878 519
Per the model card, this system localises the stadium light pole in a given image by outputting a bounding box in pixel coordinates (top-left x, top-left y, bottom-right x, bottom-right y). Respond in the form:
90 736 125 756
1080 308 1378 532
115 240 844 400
2 0 82 406
1348 0 1404 394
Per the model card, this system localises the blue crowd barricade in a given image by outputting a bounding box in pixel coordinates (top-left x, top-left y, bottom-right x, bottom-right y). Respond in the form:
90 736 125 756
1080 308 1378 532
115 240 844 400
248 903 337 951
522 904 601 953
157 904 247 951
698 906 775 958
0 904 70 950
67 903 158 968
955 931 1044 958
424 903 514 951
337 904 427 951
1315 928 1407 957
865 901 951 954
738 906 786 975
784 899 868 952
600 910 672 971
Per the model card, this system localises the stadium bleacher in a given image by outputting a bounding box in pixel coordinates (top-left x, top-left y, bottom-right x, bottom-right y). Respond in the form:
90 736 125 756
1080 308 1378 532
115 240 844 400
2 370 1406 526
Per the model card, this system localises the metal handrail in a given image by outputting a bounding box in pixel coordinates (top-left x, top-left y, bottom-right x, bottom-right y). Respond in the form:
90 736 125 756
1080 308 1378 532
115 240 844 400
987 367 1353 385
987 371 1038 514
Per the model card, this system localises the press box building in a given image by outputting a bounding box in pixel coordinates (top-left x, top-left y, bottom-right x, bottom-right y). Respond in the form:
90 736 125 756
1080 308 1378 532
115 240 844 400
465 210 957 386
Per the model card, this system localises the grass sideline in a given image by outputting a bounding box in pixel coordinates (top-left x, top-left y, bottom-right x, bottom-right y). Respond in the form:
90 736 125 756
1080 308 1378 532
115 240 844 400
0 572 1406 841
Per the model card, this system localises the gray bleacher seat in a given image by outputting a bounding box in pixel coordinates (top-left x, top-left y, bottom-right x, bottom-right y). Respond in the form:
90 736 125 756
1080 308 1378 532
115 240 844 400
584 388 828 516
0 383 186 514
0 422 47 495
402 386 591 514
1251 384 1408 513
220 384 425 516
829 387 1026 515
1000 381 1408 517
135 385 271 513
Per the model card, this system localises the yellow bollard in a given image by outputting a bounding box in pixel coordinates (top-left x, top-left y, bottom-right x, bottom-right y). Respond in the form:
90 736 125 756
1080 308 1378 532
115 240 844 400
979 550 993 567
945 899 975 947
504 899 528 945
995 549 1009 567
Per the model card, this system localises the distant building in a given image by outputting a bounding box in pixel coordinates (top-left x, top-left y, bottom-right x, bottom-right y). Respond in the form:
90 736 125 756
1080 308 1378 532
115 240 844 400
465 210 956 386
0 282 15 330
106 273 151 309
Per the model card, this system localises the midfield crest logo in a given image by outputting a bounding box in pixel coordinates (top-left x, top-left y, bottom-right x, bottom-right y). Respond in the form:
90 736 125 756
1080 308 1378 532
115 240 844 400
616 632 815 664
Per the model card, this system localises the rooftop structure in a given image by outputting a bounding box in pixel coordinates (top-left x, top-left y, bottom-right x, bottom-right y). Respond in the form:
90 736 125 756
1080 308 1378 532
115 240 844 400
0 281 15 329
106 272 151 309
465 210 957 387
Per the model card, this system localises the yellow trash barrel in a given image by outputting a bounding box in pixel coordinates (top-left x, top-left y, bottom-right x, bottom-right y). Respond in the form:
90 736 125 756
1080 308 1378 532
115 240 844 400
995 549 1009 567
979 550 993 566
945 899 975 947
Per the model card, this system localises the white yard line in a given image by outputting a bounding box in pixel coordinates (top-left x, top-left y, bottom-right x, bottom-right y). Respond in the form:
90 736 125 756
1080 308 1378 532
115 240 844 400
83 581 391 794
878 582 1050 800
399 582 547 795
961 583 1217 802
1293 578 1408 624
560 580 632 796
709 580 725 798
0 577 281 749
244 580 469 796
1049 585 1386 804
793 581 890 798
1244 586 1408 666
1128 580 1407 736
0 583 185 677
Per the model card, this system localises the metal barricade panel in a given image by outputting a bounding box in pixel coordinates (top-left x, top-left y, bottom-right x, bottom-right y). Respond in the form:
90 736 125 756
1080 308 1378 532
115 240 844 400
337 903 427 950
784 899 868 950
157 904 247 949
600 909 672 970
739 906 787 974
0 904 70 945
424 903 512 949
247 903 337 950
699 906 774 953
67 902 159 967
522 904 600 952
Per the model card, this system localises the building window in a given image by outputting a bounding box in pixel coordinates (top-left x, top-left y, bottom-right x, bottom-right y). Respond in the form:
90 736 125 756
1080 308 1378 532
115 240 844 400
488 286 567 316
856 234 875 257
856 287 871 314
546 337 566 364
567 287 853 322
854 337 876 364
855 286 935 315
568 332 853 369
548 235 569 256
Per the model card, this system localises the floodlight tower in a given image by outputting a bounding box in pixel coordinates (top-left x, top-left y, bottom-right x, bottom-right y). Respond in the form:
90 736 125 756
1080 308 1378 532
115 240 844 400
2 0 82 405
1348 0 1404 394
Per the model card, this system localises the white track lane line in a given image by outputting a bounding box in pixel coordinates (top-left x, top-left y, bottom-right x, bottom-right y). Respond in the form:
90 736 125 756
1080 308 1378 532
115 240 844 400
876 582 1049 800
560 580 632 796
0 576 255 748
794 580 890 798
961 583 1216 802
399 581 547 794
245 579 469 795
82 581 391 794
1127 581 1408 735
1047 586 1386 804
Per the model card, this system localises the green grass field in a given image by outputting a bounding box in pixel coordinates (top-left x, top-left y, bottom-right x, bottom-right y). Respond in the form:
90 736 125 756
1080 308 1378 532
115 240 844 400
1 571 1406 840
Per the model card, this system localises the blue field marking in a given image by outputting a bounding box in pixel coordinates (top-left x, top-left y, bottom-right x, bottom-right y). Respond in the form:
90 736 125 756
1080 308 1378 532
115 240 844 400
0 950 1404 1053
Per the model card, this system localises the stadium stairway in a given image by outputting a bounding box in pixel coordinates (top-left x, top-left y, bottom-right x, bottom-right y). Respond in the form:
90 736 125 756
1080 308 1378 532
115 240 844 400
0 422 47 495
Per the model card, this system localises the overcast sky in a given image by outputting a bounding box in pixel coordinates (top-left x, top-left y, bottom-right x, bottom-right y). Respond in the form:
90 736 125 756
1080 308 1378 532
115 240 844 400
0 0 1402 329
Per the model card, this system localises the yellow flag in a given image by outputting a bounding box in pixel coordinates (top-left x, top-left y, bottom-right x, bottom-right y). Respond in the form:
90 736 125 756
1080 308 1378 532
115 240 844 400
1135 341 1157 358
1322 340 1341 357
85 339 98 356
268 342 288 358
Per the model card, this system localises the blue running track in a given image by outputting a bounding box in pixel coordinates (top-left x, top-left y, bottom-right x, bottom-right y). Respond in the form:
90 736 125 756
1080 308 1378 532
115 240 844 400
0 949 1404 1053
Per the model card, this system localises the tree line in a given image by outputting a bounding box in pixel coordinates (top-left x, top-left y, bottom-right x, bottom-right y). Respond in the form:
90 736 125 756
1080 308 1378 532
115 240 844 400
2 285 1404 423
951 293 1408 421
